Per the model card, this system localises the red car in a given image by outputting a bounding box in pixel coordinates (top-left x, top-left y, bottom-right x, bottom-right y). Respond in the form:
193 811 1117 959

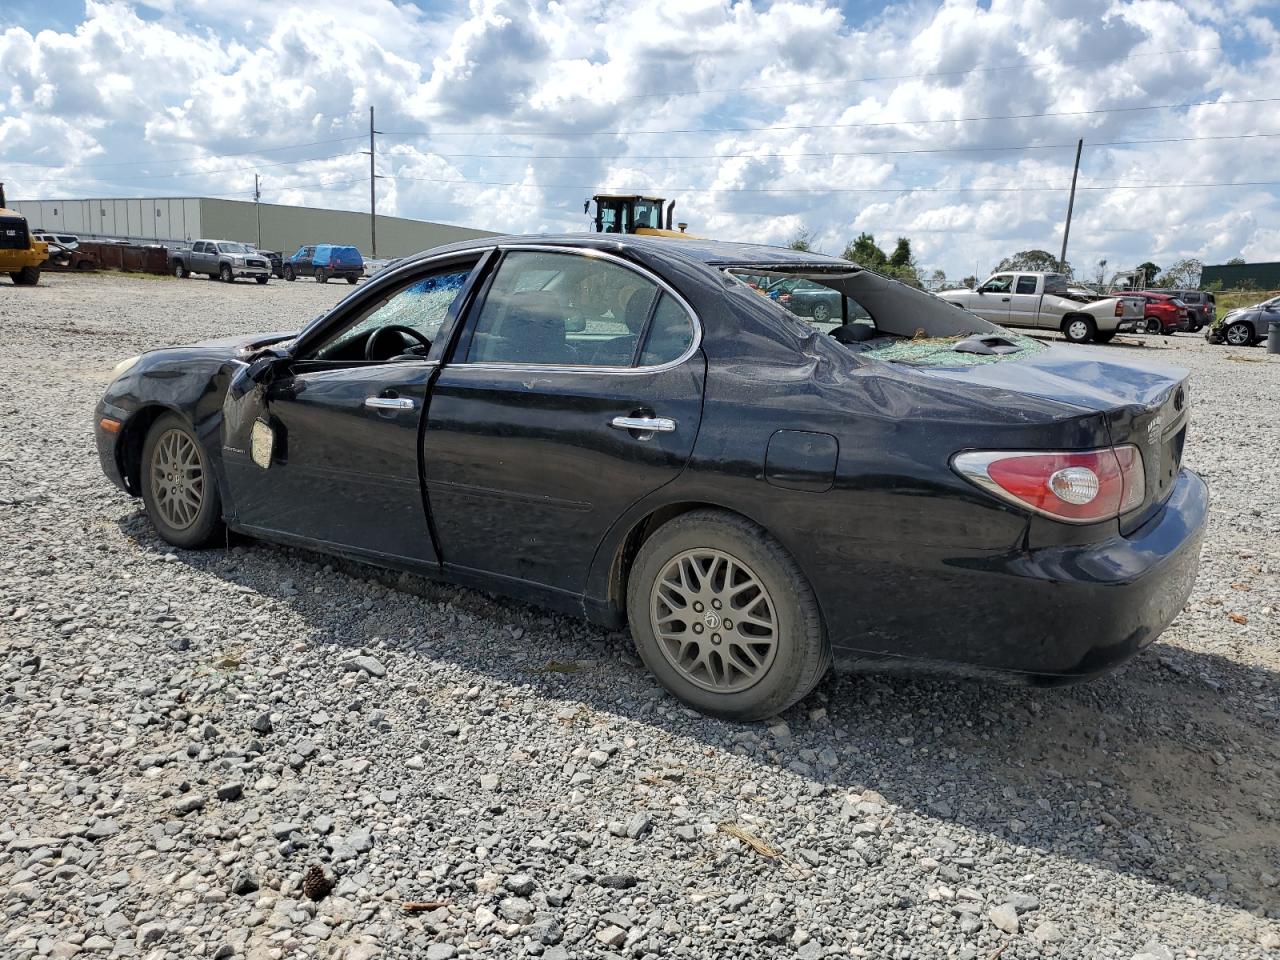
1130 291 1189 335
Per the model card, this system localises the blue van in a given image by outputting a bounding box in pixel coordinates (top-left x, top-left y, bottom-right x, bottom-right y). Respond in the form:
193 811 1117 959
283 244 364 284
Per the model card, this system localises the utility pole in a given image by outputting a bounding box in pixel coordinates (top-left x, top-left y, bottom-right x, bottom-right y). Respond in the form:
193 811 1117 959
1059 138 1083 274
368 106 378 260
254 174 262 249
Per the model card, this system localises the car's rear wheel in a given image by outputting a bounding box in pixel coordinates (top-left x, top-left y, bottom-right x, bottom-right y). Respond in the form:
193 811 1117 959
811 302 832 323
346 275 358 285
284 264 295 281
140 414 223 549
220 264 233 283
627 510 830 722
1225 321 1253 346
174 262 188 278
1093 330 1116 344
1062 315 1096 344
1145 318 1161 334
315 267 328 283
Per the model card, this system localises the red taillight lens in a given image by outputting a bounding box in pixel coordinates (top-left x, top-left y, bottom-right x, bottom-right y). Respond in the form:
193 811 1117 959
1115 302 1125 316
953 446 1145 523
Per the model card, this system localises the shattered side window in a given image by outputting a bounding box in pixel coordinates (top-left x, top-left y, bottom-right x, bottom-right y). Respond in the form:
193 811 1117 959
312 268 472 360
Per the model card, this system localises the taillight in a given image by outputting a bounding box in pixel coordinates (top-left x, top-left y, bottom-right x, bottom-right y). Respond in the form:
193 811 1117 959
952 446 1145 523
1115 302 1125 316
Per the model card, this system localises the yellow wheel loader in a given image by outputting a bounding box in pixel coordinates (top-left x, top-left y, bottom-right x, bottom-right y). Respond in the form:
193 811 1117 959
586 194 698 239
0 184 47 286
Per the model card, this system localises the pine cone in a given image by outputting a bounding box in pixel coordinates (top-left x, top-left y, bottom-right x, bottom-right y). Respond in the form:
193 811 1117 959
302 864 333 902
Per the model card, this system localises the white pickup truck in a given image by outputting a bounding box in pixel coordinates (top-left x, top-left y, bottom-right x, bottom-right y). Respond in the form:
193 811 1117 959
939 272 1144 344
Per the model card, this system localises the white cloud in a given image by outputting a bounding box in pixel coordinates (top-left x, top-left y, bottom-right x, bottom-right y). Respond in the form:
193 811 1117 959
1 0 1276 277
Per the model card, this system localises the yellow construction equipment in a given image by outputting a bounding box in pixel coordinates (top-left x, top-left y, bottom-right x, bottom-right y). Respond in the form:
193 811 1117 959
0 183 47 286
585 194 696 238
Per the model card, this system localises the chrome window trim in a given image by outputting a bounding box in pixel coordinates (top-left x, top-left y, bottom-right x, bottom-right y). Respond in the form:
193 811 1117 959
457 243 703 376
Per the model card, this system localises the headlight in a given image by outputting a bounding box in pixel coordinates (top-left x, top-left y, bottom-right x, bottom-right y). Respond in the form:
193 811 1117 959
233 257 246 265
111 355 140 379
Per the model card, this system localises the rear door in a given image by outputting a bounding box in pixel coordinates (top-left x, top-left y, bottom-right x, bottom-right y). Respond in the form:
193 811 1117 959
424 246 704 597
1008 274 1043 327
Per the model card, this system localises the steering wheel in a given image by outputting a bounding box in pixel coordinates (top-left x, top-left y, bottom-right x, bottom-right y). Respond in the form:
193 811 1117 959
365 324 432 361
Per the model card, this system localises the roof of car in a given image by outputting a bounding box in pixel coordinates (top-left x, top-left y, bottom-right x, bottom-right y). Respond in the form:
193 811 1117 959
410 233 863 271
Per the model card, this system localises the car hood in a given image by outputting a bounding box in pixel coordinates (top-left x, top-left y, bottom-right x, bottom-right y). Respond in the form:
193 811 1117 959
910 346 1188 414
190 330 297 357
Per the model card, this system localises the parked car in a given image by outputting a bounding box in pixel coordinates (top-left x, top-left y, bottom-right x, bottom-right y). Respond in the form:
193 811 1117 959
94 235 1206 721
171 240 271 283
1154 289 1214 331
1206 294 1279 346
42 240 98 271
939 272 1145 343
1128 291 1190 335
283 244 364 283
249 247 283 278
34 232 81 250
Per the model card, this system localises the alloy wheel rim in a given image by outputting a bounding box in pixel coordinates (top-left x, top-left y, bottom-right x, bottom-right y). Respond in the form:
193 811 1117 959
1069 320 1088 340
813 305 831 322
1226 325 1249 345
150 428 204 530
649 547 779 693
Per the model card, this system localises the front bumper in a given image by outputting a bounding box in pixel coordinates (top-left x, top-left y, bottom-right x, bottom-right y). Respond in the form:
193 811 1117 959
827 467 1208 681
232 265 270 278
95 399 132 494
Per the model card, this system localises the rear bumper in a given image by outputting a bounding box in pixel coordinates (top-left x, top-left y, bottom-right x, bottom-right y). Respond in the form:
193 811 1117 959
827 468 1208 682
1115 319 1142 332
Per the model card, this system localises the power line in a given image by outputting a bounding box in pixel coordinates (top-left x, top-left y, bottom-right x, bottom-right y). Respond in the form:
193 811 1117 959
382 95 1280 138
381 130 1280 162
3 135 365 169
387 173 1280 194
547 45 1227 104
11 152 364 184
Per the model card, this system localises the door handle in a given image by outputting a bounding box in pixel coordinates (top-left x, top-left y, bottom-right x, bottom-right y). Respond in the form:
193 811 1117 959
1001 297 1011 302
610 415 676 433
365 396 415 411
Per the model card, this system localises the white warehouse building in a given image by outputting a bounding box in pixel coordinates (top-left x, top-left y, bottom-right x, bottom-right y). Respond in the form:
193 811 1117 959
10 196 497 258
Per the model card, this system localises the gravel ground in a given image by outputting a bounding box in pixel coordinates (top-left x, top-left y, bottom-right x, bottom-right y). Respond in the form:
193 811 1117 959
1 271 1277 960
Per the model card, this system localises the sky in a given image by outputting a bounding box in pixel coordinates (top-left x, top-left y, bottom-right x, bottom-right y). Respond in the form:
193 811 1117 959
2 0 1279 279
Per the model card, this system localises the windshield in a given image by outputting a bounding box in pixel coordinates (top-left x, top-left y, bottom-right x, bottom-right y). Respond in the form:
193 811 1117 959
218 242 249 254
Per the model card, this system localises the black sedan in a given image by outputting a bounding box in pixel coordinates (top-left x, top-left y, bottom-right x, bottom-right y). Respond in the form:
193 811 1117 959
95 235 1207 721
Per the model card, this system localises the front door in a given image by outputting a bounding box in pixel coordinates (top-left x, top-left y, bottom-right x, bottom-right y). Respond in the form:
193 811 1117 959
220 256 487 564
424 247 704 597
974 274 1013 324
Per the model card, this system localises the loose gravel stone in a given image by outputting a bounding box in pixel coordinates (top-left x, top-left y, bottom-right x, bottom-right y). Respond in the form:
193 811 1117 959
0 275 1275 960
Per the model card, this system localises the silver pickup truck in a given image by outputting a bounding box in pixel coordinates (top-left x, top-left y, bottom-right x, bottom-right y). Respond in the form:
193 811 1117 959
171 240 271 284
939 272 1144 344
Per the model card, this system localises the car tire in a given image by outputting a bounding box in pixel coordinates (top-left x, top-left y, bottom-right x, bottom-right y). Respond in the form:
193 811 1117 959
174 262 188 278
811 302 832 323
1093 330 1117 344
1062 315 1096 344
11 266 40 285
1144 318 1161 334
315 267 328 284
256 276 269 285
140 413 223 550
220 264 233 283
346 276 358 285
284 264 295 281
1224 321 1253 346
626 509 830 722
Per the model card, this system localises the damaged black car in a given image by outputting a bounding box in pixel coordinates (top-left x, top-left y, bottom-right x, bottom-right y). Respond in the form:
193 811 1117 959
95 236 1207 720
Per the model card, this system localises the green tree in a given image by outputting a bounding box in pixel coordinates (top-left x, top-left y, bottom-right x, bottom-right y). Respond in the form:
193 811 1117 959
888 237 912 269
961 275 977 289
843 232 888 270
1226 256 1246 265
996 249 1061 272
1156 258 1203 289
1135 261 1161 285
786 227 814 252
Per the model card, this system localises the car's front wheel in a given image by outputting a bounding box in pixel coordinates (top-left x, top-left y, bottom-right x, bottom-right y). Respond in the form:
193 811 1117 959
256 275 269 285
220 264 233 282
174 262 188 278
284 264 295 281
1225 321 1253 346
627 510 830 722
811 302 832 323
315 267 328 284
140 414 223 549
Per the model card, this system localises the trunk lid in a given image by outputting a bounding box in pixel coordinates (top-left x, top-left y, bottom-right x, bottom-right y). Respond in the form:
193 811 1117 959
917 348 1191 531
